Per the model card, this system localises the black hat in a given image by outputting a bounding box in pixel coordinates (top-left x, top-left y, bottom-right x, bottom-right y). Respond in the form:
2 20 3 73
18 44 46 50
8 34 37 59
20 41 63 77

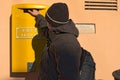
45 2 69 27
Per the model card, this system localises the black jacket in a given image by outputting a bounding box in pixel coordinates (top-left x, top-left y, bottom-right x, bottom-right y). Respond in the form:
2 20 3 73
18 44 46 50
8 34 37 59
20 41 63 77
35 14 82 80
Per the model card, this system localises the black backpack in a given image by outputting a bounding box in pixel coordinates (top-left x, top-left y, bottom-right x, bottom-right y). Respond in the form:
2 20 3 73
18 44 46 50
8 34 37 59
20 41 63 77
79 48 96 80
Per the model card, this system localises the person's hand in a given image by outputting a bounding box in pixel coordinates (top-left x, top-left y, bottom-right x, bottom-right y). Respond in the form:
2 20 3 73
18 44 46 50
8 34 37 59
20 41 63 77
28 9 39 17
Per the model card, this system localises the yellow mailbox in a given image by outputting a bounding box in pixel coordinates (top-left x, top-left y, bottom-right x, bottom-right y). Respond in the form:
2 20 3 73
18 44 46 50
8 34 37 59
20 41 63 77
10 4 49 77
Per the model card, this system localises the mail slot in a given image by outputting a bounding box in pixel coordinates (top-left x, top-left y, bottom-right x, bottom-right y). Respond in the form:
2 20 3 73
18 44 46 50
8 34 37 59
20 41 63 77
10 4 49 77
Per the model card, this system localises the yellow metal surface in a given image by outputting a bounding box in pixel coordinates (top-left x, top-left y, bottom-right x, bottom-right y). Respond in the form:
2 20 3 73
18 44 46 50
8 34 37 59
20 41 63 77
11 4 49 72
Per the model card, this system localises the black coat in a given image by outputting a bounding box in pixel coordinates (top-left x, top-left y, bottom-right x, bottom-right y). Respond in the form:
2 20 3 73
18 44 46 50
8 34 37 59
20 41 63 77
36 14 82 80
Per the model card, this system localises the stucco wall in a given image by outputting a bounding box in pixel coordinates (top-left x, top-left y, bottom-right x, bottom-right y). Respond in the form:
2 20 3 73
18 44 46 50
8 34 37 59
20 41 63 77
0 0 120 80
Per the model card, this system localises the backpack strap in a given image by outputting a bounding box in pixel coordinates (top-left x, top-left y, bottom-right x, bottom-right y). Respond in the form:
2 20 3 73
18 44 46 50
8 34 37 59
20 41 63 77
79 47 86 71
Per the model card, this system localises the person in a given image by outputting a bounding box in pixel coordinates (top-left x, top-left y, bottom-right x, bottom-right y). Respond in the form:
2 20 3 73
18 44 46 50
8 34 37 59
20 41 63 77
28 2 82 80
112 69 120 80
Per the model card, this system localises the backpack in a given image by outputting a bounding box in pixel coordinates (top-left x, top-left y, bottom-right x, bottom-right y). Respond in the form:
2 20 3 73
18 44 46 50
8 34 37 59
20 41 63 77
79 48 96 80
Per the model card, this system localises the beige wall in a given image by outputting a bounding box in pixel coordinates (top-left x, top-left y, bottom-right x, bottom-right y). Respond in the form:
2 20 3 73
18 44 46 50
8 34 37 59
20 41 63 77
1 0 120 80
